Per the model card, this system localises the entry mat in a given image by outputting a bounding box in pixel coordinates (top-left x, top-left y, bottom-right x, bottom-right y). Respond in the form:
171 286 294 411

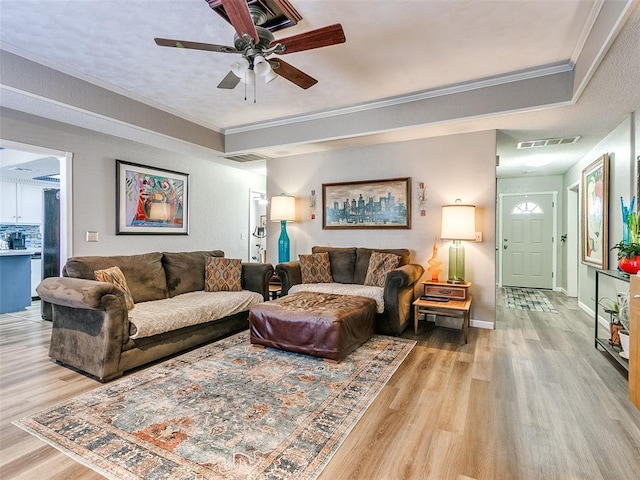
503 287 558 314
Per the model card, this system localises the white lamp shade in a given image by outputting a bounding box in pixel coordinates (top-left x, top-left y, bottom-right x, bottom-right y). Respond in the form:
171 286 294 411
253 55 271 77
270 195 296 222
231 57 250 77
441 203 476 240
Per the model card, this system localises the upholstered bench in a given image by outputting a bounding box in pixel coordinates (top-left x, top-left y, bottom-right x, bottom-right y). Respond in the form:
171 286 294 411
249 291 376 361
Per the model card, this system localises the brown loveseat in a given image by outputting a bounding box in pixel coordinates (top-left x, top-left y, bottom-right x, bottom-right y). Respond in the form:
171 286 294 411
37 250 273 382
275 246 424 335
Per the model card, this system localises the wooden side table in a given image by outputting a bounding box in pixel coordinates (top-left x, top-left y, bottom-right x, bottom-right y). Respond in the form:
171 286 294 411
413 296 472 344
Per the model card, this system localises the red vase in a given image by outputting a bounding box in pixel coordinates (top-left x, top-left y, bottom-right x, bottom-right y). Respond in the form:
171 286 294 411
618 256 640 274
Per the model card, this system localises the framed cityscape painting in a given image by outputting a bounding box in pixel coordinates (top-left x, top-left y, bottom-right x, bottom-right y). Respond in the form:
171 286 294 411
581 154 608 268
116 160 189 235
323 177 411 229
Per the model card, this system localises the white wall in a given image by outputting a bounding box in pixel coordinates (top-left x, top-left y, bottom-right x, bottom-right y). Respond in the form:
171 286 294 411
267 130 497 326
0 109 266 260
564 114 636 313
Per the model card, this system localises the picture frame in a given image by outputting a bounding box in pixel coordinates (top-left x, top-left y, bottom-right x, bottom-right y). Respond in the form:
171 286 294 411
323 177 411 229
581 154 609 268
116 160 189 235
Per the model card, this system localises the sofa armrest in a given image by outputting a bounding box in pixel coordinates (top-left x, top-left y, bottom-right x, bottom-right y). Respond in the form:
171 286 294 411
275 261 302 294
380 263 425 335
37 276 127 310
241 262 274 301
37 276 131 382
384 263 424 291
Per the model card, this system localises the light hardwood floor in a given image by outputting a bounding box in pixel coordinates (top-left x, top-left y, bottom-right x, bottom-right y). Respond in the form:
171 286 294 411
1 291 639 479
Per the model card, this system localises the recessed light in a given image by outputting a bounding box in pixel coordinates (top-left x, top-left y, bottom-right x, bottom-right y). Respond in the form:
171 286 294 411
525 157 552 167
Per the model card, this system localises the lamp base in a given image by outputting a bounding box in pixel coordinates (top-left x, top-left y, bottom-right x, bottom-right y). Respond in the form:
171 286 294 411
277 220 290 263
447 240 466 283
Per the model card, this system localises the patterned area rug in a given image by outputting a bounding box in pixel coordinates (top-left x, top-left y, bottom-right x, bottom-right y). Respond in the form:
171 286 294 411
503 287 558 313
15 331 414 480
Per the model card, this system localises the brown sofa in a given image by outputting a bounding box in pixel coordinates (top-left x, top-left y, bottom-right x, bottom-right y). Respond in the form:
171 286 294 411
275 246 424 335
37 250 273 382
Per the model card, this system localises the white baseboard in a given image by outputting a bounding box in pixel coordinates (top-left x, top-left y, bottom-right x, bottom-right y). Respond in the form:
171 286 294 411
471 319 494 329
578 300 594 317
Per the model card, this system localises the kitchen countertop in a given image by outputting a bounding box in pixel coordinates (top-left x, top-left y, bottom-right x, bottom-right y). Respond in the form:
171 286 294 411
0 248 41 256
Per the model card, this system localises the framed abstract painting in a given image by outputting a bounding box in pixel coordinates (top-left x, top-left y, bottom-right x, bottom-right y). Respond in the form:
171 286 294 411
116 160 189 235
581 154 609 268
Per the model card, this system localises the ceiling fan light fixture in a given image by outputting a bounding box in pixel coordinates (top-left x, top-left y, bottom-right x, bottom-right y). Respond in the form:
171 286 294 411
264 69 278 83
253 55 271 76
243 69 257 85
231 57 250 77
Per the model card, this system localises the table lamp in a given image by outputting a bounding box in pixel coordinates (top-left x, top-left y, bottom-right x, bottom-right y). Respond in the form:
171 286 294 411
270 193 296 263
440 199 476 283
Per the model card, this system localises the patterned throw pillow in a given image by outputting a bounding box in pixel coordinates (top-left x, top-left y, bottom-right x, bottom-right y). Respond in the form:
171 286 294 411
204 257 242 292
299 252 333 283
364 251 401 287
94 266 135 310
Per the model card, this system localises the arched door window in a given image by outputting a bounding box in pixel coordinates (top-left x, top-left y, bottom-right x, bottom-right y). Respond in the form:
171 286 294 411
511 201 543 215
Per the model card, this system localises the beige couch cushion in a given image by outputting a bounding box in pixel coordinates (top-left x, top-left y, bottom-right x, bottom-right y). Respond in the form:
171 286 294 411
128 290 263 339
64 252 168 303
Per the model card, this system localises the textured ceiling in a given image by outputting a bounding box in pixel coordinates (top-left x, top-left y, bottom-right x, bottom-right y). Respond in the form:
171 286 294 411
1 0 639 177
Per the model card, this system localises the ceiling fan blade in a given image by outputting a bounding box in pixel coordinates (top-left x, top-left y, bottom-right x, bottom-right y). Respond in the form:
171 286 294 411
269 59 318 89
276 24 346 54
155 37 238 53
220 0 259 43
217 71 241 89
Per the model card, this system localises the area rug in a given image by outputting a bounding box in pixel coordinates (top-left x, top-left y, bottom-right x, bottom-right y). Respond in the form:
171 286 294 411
15 331 415 480
503 287 558 313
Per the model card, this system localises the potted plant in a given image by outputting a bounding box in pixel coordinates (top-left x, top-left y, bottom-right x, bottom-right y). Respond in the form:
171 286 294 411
599 294 625 347
610 240 640 273
611 208 640 273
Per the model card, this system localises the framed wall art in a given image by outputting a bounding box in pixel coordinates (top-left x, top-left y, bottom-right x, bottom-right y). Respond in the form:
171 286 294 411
581 154 609 268
323 177 411 229
116 160 189 235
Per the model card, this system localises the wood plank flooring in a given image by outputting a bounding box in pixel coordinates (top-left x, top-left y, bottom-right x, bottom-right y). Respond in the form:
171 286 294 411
1 291 639 479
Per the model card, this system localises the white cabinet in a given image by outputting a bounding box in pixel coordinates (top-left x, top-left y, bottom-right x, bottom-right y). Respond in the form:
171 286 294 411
0 182 42 224
0 182 17 223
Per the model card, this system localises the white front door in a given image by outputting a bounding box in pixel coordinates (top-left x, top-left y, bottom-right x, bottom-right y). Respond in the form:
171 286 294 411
501 193 555 288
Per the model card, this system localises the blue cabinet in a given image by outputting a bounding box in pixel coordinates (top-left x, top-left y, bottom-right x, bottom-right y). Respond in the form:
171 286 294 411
0 252 32 313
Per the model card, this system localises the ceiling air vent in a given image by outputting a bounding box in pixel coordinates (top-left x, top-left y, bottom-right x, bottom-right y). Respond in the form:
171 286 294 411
517 136 581 149
223 153 272 163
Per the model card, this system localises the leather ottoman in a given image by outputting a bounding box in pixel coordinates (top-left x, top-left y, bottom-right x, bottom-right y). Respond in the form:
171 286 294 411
249 291 376 361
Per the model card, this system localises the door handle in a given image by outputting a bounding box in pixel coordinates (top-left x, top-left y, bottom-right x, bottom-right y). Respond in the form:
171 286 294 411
634 294 640 299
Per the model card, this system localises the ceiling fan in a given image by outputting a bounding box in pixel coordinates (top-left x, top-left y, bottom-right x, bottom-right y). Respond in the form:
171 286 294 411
154 0 346 90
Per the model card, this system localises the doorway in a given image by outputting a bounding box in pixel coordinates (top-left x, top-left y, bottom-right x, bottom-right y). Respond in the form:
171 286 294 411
498 192 557 289
0 140 72 274
249 190 267 263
